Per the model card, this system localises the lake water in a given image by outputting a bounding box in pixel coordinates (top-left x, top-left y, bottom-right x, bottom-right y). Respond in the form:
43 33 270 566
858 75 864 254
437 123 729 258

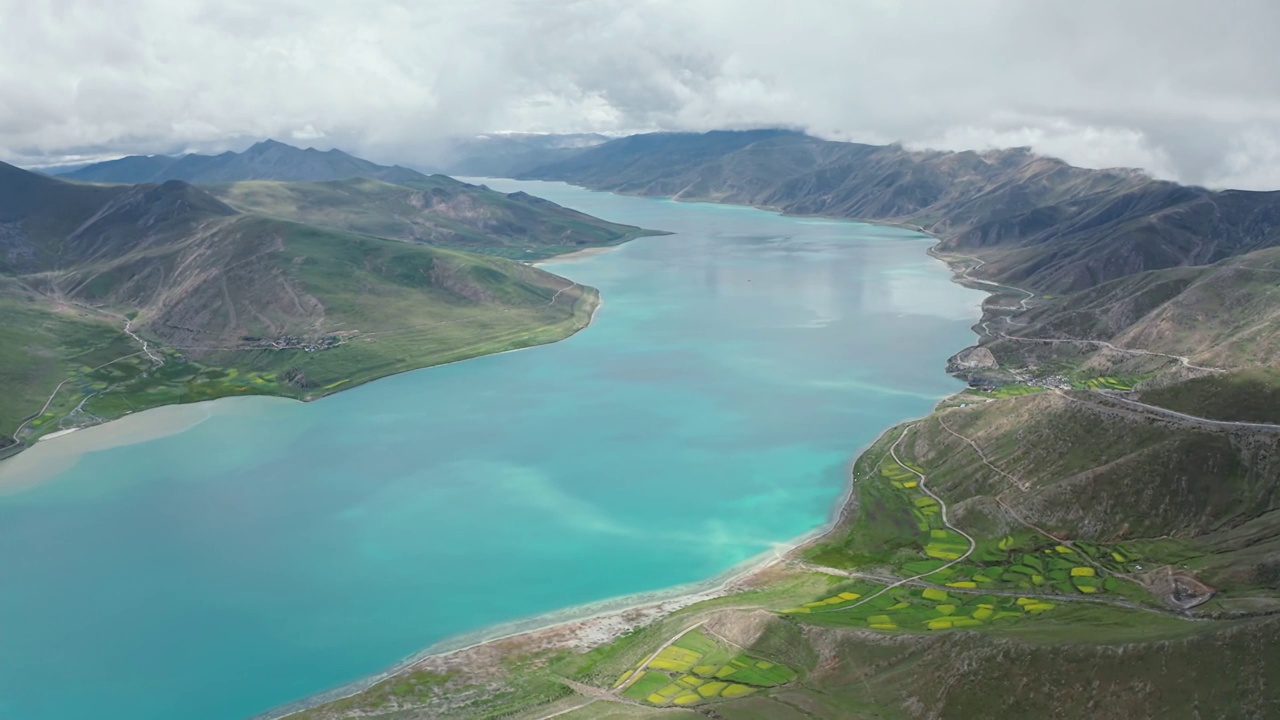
0 180 982 720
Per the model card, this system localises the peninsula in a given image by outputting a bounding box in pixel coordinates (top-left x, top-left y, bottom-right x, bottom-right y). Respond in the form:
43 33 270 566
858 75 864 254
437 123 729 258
0 141 656 457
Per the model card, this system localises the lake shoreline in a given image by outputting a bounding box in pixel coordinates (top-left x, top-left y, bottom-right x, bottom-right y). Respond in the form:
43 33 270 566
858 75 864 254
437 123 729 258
0 282 603 475
260 538 805 719
261 193 1001 719
5 182 993 720
532 244 625 265
262 458 875 720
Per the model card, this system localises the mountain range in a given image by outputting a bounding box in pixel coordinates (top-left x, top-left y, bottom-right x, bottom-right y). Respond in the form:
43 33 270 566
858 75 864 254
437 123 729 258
429 132 609 178
53 139 650 260
58 139 429 185
0 144 651 452
437 129 1280 294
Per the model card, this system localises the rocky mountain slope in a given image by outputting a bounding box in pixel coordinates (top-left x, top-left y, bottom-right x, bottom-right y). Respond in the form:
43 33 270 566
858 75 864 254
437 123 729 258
501 129 1280 293
998 246 1280 370
50 140 649 261
210 174 650 260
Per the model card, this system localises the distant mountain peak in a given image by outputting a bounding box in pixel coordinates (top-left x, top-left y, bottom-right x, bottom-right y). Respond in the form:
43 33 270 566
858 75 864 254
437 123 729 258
246 138 291 152
62 140 431 186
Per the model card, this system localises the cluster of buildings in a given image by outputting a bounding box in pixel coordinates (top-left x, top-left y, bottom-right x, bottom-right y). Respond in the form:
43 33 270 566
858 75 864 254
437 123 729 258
239 334 343 353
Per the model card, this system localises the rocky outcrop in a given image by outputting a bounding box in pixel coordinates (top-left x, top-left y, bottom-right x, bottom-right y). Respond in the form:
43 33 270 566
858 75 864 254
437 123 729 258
947 346 998 374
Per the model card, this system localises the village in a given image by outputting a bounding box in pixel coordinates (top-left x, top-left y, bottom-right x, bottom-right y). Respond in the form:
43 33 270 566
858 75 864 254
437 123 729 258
238 334 345 353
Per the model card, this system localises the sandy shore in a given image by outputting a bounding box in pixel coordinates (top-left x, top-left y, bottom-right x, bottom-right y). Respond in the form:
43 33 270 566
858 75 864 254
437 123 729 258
37 427 81 441
0 401 233 493
262 535 818 720
263 447 869 720
533 244 625 266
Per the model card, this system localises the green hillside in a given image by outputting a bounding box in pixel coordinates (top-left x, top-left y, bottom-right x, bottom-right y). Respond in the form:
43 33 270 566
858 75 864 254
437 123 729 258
1141 369 1280 425
0 163 608 451
210 175 652 260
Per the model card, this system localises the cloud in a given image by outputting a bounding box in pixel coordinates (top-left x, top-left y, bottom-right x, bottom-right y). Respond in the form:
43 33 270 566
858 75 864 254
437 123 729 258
2 0 1279 188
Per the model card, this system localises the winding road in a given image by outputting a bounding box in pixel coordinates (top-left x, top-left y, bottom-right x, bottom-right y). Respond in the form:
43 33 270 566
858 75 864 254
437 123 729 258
932 249 1036 313
812 425 976 614
11 349 145 442
996 332 1222 374
1099 392 1280 432
935 247 1224 373
547 280 579 306
613 621 708 693
933 247 1280 432
1050 388 1280 432
11 313 163 444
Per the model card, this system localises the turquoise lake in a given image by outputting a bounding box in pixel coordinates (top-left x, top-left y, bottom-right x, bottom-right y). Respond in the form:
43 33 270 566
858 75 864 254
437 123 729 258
0 179 982 720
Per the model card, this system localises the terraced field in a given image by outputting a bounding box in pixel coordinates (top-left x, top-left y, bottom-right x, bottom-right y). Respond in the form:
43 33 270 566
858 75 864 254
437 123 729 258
867 454 975 562
14 344 302 441
787 581 1057 630
786 538 1147 633
964 383 1045 399
615 628 796 707
917 535 1142 597
794 435 1153 634
1072 374 1142 391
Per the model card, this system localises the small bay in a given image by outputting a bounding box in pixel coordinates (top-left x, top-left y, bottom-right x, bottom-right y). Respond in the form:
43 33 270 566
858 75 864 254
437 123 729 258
0 180 982 720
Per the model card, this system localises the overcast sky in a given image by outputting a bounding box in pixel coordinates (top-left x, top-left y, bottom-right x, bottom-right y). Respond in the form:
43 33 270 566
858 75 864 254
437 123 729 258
4 0 1279 188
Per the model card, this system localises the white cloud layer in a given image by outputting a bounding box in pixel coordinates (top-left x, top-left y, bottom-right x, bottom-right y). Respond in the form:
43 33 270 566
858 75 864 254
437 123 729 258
3 0 1279 188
